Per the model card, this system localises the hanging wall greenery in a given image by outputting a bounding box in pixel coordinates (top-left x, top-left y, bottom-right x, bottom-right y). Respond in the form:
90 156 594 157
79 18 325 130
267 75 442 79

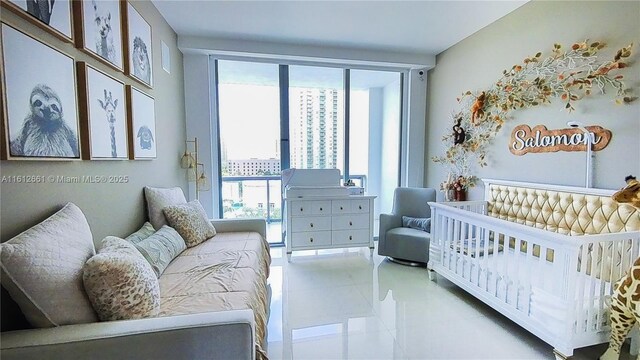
433 41 635 193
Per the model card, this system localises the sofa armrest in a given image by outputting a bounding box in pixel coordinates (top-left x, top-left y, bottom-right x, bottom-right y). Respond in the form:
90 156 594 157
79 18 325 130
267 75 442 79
210 218 267 240
1 310 256 360
378 213 402 255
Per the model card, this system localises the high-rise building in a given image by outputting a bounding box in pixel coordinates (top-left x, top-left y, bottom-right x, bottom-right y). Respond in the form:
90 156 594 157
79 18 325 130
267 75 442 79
290 88 341 169
226 159 281 176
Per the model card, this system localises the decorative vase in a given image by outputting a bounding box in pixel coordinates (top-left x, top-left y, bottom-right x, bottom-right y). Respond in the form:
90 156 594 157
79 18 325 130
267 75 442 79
454 188 467 201
446 189 454 202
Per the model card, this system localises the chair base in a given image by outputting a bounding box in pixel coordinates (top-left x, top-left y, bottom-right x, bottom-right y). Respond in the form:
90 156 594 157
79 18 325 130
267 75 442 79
387 257 426 267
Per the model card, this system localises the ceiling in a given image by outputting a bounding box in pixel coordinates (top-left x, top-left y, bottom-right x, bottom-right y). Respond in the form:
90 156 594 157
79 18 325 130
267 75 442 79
153 1 528 56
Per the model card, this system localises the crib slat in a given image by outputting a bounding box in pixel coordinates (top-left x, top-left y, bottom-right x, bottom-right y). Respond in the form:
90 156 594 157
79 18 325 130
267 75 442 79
586 241 600 333
576 244 589 333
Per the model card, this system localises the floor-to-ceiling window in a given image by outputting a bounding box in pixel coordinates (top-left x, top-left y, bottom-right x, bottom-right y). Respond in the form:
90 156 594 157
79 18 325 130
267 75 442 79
288 65 345 174
217 60 283 243
215 59 403 245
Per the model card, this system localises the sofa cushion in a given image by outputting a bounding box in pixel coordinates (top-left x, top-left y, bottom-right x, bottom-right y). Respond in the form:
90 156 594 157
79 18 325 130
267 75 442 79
159 231 271 357
0 203 98 327
144 186 187 230
132 225 187 277
125 222 156 245
163 200 216 248
83 236 160 321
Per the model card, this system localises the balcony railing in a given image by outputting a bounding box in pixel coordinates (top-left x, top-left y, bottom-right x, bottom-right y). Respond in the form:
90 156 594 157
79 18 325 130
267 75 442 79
221 174 367 222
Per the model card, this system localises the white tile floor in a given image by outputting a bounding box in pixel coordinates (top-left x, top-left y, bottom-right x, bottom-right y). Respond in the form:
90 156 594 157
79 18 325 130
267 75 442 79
265 245 634 360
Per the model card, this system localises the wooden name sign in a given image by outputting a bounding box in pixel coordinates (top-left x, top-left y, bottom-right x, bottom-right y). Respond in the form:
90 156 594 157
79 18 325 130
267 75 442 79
510 124 612 156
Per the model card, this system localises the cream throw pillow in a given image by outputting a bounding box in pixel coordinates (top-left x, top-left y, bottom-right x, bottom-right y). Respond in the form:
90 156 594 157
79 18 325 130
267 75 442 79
0 203 98 327
132 225 186 277
83 236 160 321
163 200 216 247
125 222 156 245
144 187 187 230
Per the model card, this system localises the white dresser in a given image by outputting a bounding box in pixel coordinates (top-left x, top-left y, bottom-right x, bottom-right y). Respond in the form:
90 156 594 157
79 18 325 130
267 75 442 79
284 195 376 258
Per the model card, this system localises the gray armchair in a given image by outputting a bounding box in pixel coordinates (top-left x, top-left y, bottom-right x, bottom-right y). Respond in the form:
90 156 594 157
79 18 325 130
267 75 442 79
378 187 436 266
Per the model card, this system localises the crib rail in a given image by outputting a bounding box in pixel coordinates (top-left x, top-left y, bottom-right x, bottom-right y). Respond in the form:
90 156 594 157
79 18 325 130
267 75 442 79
427 201 640 356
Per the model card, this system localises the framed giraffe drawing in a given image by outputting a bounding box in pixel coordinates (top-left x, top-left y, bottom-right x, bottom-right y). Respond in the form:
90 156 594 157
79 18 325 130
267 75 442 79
77 62 128 160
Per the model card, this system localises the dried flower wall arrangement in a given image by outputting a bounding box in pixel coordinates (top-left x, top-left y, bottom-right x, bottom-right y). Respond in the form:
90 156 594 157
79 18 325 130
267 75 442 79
432 41 635 192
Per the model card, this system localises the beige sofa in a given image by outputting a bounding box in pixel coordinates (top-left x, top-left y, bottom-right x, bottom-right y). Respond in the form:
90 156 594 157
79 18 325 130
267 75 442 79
1 218 271 360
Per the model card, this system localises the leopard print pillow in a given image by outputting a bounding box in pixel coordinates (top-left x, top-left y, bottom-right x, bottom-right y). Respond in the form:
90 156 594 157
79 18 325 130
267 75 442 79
83 236 160 321
163 200 216 248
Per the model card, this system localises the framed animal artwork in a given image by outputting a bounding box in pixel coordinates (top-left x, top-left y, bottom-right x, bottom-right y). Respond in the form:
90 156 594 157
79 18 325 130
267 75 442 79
1 0 73 42
74 0 124 71
126 86 155 159
124 2 152 87
77 62 128 160
0 23 80 160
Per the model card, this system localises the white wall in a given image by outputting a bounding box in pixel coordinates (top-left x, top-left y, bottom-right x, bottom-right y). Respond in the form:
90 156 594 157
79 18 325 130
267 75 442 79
183 54 219 217
425 1 640 199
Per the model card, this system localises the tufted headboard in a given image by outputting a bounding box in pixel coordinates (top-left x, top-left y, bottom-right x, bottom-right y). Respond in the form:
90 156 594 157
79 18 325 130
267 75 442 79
483 179 640 236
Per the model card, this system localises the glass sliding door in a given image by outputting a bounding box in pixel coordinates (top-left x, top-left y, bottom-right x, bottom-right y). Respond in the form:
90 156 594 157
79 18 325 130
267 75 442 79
349 70 402 234
217 60 283 244
288 65 345 175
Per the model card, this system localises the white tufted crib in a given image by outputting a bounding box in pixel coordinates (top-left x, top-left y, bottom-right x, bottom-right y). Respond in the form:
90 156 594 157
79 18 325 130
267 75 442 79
428 179 640 359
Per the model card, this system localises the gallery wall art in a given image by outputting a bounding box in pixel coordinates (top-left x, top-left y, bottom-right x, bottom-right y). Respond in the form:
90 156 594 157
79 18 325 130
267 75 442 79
125 2 153 87
2 0 73 42
1 23 80 160
76 0 124 71
77 62 128 160
126 86 156 159
1 0 159 162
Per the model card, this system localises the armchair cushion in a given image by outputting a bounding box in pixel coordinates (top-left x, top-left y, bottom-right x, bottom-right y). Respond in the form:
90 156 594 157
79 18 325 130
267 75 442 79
402 216 431 232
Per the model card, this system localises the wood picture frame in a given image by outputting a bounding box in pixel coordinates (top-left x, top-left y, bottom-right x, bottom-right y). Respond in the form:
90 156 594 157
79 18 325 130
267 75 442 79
124 2 153 87
73 0 124 72
77 62 128 160
126 85 156 159
1 22 81 160
1 0 73 43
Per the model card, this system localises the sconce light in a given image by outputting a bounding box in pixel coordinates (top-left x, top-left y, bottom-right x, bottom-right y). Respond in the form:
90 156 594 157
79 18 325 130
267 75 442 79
180 138 209 198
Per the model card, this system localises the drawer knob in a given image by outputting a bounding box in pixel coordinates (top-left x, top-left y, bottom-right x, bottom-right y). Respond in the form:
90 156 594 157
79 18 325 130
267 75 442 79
340 206 343 210
349 221 353 226
320 207 323 211
310 223 314 227
349 236 353 240
300 208 304 211
359 205 362 210
310 238 314 242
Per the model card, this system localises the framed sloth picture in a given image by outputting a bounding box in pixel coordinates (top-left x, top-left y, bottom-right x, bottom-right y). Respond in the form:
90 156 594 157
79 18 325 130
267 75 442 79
126 86 156 159
2 0 73 42
1 23 80 160
126 2 153 87
77 63 128 160
76 0 124 71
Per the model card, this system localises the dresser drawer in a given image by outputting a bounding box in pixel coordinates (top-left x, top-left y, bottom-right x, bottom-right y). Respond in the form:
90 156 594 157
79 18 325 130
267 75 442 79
290 200 332 216
309 200 331 215
332 229 370 246
351 199 370 213
291 216 331 232
332 214 369 230
332 200 352 214
291 231 332 248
